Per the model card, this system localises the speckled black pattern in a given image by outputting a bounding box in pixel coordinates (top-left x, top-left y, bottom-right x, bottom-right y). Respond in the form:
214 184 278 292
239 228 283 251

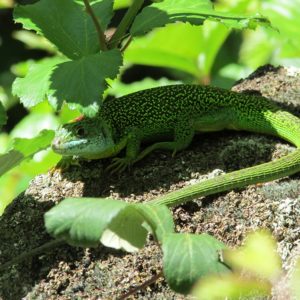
101 84 300 146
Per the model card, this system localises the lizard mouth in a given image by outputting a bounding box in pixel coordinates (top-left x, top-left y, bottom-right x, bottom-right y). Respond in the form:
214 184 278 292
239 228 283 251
51 138 88 154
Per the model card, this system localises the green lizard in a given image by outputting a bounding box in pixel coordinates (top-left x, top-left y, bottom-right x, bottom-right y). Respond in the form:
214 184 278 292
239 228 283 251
51 84 300 207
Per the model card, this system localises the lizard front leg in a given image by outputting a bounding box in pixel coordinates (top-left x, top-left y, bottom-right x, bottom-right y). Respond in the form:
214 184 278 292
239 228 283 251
135 121 195 163
106 130 141 173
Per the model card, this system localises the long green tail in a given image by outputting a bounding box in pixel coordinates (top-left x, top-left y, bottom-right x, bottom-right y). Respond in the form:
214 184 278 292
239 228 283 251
149 107 300 207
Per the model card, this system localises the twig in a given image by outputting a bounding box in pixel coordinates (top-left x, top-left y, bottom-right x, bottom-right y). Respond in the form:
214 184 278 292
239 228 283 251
109 0 144 49
118 270 164 299
0 238 65 271
120 36 133 52
83 0 108 51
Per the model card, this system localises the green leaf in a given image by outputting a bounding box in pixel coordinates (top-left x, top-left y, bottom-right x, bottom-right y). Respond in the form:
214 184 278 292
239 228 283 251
0 150 24 177
14 0 113 59
13 50 122 108
13 30 57 53
136 204 174 242
12 57 67 108
0 129 54 176
50 50 122 106
192 273 271 299
13 129 55 156
45 197 129 248
223 230 282 281
0 102 7 129
162 233 230 294
45 198 175 250
130 0 271 36
125 22 229 78
101 205 148 252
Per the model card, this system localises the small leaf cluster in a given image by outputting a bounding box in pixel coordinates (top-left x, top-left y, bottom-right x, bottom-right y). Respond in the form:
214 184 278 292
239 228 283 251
193 230 300 299
45 197 230 294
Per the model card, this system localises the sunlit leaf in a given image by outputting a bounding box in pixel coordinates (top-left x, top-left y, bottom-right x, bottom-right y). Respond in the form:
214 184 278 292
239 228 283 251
163 233 230 294
130 0 270 36
49 50 122 106
136 204 174 242
13 50 122 108
45 197 128 247
101 205 147 251
223 230 282 281
14 0 114 59
12 57 67 108
0 129 54 176
193 273 271 299
45 197 175 250
126 22 229 78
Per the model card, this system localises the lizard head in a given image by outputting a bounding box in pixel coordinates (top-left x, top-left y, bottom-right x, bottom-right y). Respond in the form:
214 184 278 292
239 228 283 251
52 116 116 159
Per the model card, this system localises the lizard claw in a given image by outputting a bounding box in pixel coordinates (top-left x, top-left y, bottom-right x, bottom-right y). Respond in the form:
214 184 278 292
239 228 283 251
105 157 132 174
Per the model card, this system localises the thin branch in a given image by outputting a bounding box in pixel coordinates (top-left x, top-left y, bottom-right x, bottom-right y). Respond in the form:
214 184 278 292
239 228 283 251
109 0 144 49
83 0 108 51
118 270 163 300
120 36 133 52
0 239 65 271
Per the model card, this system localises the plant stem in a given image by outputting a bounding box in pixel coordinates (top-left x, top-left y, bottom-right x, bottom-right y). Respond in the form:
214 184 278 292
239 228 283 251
118 270 163 299
0 238 65 271
109 0 144 49
120 36 133 52
83 0 108 51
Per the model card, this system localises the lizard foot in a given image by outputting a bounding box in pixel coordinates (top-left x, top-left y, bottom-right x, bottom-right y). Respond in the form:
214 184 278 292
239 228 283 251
105 157 133 174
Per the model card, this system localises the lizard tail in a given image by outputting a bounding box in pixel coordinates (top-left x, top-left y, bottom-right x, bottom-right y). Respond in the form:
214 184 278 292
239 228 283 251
149 109 300 207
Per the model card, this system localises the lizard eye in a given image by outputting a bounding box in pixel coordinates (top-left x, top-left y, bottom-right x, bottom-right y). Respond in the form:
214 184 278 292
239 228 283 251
76 127 85 137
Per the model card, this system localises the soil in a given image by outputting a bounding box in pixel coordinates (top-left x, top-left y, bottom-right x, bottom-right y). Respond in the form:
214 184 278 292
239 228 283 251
1 65 300 299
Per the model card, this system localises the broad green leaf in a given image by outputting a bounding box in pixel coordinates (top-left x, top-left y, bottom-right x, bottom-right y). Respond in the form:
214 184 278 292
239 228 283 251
261 0 300 59
50 50 122 106
125 22 229 78
136 204 174 242
13 50 122 108
45 197 128 247
12 57 67 108
192 273 271 299
162 233 230 294
13 129 55 156
0 150 24 177
0 129 54 176
0 102 7 128
13 30 57 53
223 230 282 281
130 0 270 36
11 60 34 78
101 205 147 252
45 198 174 250
0 149 60 215
14 0 113 59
